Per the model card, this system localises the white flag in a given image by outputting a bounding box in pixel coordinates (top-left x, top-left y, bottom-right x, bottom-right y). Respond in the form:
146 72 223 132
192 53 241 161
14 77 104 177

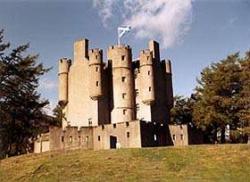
118 26 131 44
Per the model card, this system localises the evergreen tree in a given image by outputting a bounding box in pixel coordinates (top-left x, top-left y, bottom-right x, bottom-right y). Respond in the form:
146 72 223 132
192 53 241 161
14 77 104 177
52 104 65 127
193 53 242 143
170 95 194 125
0 30 50 157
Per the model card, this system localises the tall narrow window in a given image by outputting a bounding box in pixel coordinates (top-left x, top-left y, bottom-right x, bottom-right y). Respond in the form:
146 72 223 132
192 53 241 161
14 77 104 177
127 132 130 138
123 109 126 115
135 89 139 97
173 134 176 141
96 67 99 72
96 55 98 59
122 93 126 99
121 55 125 61
136 103 140 111
149 86 152 92
96 81 99 87
98 136 101 141
154 134 157 141
88 118 92 126
122 76 126 82
180 134 183 140
148 70 151 75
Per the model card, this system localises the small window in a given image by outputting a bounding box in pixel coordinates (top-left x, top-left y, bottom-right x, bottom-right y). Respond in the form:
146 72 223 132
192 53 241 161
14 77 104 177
148 71 151 75
96 55 98 59
135 89 139 97
96 81 99 87
123 109 126 115
98 136 101 141
136 103 140 111
173 134 176 141
149 87 152 92
180 125 183 129
154 134 157 141
88 118 92 126
126 122 129 127
121 55 125 61
113 124 116 128
96 67 99 72
69 136 73 143
61 136 64 142
122 76 126 82
102 125 105 130
122 93 126 99
180 134 183 140
127 132 130 138
147 56 149 60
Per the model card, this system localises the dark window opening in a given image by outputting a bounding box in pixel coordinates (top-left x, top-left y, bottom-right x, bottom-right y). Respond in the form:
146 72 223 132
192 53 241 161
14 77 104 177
122 76 126 82
96 67 99 72
136 103 140 111
88 118 92 126
148 71 151 75
149 87 152 92
96 55 98 59
173 134 176 141
98 136 101 141
181 134 183 140
61 136 64 142
127 132 130 138
126 122 129 127
147 56 149 60
135 89 139 97
96 81 99 87
102 125 105 130
122 93 126 99
123 109 126 115
113 124 116 128
121 55 125 60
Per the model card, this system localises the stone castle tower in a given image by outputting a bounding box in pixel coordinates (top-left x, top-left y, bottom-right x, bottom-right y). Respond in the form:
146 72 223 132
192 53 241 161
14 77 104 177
46 38 177 151
58 39 173 129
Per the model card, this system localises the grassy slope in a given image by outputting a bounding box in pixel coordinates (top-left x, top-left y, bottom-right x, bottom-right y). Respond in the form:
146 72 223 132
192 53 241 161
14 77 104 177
0 145 249 182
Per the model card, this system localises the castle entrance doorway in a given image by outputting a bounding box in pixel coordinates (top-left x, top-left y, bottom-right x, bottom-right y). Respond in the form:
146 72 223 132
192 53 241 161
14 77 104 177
110 136 117 149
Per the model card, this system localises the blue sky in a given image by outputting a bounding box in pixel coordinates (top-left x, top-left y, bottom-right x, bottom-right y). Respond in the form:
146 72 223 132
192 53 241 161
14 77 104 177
0 0 250 111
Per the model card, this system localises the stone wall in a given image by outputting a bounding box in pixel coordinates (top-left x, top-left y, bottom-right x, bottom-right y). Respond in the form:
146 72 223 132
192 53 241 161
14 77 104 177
168 124 189 146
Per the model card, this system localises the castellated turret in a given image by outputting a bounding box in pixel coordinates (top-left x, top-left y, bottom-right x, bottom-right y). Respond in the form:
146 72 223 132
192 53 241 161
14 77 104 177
139 49 155 105
88 49 103 100
108 45 135 123
58 58 71 106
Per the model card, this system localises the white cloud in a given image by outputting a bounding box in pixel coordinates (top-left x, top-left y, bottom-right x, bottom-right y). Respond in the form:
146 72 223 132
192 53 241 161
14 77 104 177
39 78 57 90
92 0 194 48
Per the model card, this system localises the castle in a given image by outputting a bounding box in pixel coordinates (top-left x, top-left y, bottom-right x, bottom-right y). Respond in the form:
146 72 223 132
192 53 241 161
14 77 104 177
34 38 193 153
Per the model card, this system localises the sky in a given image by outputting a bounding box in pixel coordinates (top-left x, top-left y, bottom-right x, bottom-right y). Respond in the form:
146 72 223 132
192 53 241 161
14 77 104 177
0 0 250 112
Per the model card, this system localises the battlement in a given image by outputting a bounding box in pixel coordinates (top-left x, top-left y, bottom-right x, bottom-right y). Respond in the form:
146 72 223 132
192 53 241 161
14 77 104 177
139 49 153 66
108 44 131 50
89 49 103 65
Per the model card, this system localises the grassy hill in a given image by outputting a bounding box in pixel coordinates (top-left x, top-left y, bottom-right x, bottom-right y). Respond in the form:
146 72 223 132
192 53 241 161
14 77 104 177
0 144 249 182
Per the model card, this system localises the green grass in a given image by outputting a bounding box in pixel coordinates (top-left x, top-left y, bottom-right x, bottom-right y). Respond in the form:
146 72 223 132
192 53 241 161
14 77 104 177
0 144 250 182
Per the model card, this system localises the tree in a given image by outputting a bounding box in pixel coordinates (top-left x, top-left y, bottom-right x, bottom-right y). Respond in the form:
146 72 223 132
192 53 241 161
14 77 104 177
52 104 65 127
193 53 244 143
0 30 50 157
170 95 194 125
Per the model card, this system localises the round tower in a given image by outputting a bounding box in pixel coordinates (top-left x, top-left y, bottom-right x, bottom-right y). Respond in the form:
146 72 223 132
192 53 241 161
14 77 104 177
88 49 103 100
107 45 135 123
139 49 155 105
58 58 71 106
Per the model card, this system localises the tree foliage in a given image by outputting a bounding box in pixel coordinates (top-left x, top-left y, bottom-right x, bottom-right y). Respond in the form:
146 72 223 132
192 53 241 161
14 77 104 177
0 30 50 157
193 52 250 143
170 95 194 125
